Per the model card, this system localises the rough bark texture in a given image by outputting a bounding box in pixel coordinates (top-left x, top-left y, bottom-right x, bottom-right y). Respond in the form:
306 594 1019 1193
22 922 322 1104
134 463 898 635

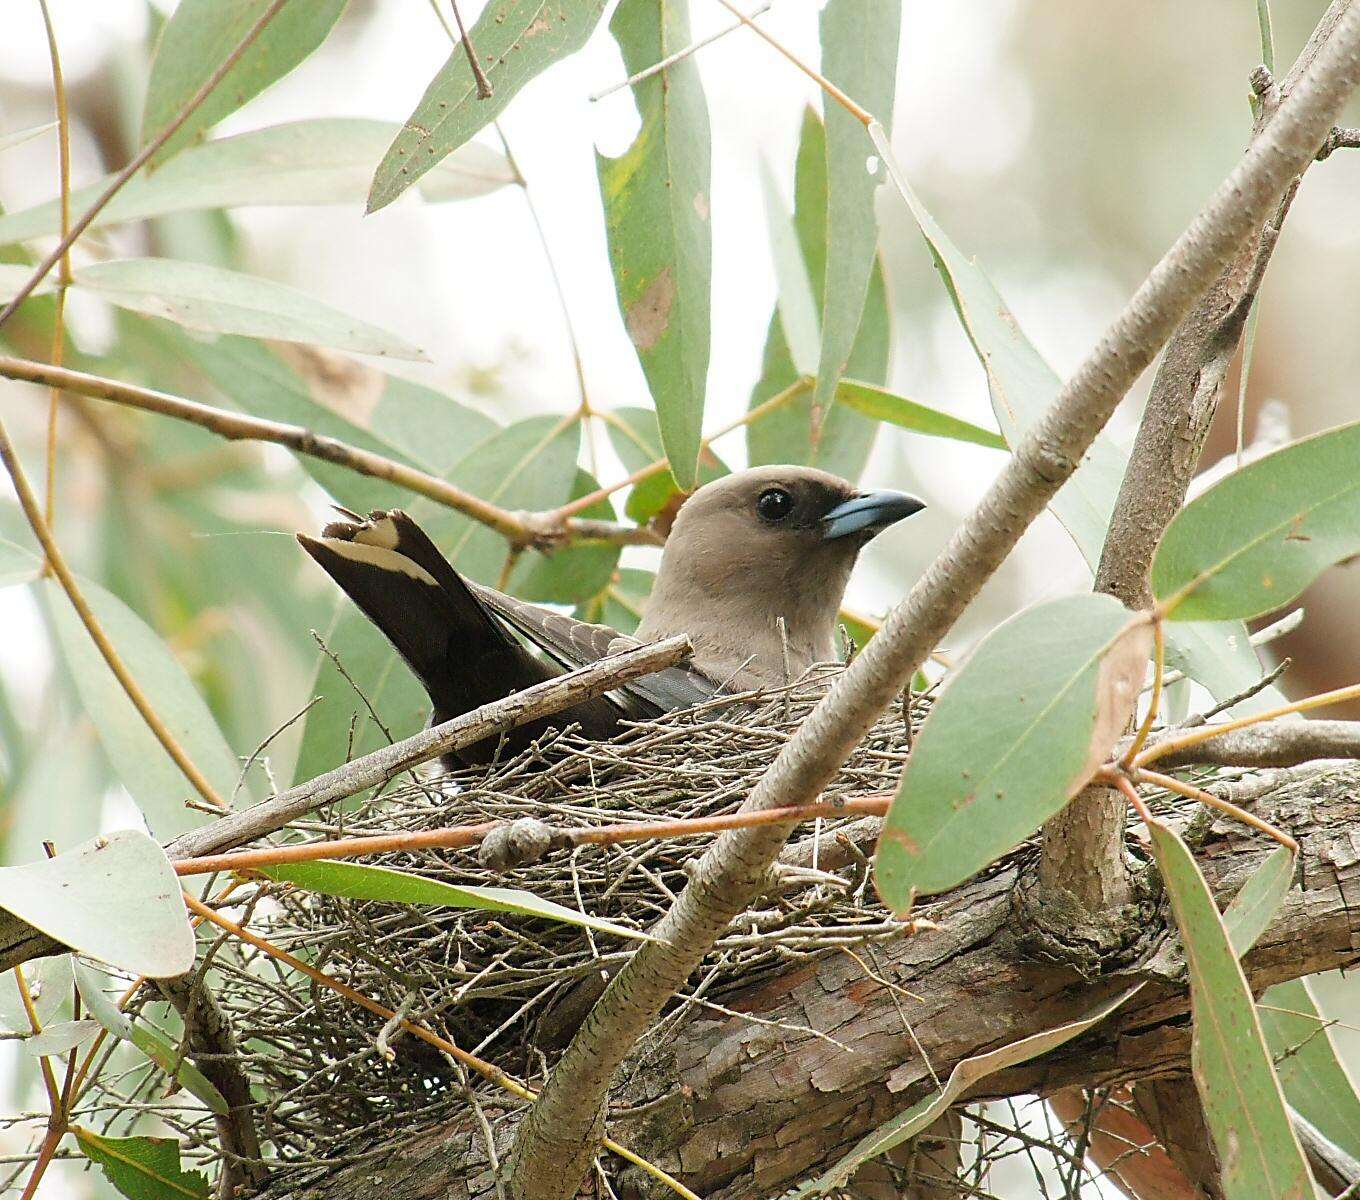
1130 1077 1224 1200
257 765 1360 1200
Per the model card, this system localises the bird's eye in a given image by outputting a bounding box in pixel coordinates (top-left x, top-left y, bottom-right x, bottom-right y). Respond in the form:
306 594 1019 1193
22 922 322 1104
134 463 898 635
756 487 794 523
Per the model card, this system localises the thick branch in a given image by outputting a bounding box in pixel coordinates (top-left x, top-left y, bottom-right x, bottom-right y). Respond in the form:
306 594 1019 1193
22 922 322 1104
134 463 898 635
1138 718 1360 768
505 13 1360 1196
0 356 659 548
0 636 691 973
262 764 1360 1200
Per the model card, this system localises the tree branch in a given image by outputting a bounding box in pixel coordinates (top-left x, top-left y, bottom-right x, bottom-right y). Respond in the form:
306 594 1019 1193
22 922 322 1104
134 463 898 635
258 764 1360 1199
504 12 1360 1195
0 355 659 548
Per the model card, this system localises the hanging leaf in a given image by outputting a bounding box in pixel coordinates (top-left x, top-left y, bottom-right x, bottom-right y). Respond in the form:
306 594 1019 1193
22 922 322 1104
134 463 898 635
596 0 712 489
509 470 621 604
73 960 228 1115
0 122 56 154
73 1127 210 1200
604 407 727 523
1152 421 1360 622
866 119 1280 716
73 258 425 360
368 0 608 212
141 0 349 168
834 380 1007 450
1146 819 1312 1199
1222 845 1295 957
22 1019 100 1058
1261 977 1360 1162
809 0 901 439
258 860 651 941
792 985 1144 1195
875 595 1151 909
0 832 193 977
40 576 239 839
759 158 820 379
0 120 514 245
748 109 889 483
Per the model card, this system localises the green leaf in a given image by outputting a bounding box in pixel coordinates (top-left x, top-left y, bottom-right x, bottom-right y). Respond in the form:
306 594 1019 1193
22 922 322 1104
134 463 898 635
368 0 608 213
0 832 193 976
866 120 1278 715
141 0 348 168
0 122 56 154
22 1018 100 1058
73 960 228 1115
0 119 515 245
747 110 887 482
834 379 1007 450
1261 977 1360 1161
509 470 620 604
0 534 41 589
810 0 900 437
1146 819 1312 1200
258 859 651 941
40 576 239 839
1222 845 1294 957
596 0 712 489
73 1128 209 1200
604 406 726 523
759 157 820 379
1152 421 1360 622
875 595 1150 907
792 985 1144 1195
73 258 426 361
576 567 654 634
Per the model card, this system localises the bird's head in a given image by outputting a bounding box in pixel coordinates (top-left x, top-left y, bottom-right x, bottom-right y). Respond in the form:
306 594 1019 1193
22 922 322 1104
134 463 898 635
655 465 926 605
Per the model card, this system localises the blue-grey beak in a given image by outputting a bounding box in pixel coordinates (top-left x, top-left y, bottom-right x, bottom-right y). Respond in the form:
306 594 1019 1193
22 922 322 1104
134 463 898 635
820 489 926 540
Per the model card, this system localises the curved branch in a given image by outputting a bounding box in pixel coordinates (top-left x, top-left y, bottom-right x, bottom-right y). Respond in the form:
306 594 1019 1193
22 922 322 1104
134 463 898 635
505 12 1360 1196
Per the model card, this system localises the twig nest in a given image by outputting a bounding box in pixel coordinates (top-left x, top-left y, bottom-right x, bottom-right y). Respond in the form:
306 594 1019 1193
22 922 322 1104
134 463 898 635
478 815 555 871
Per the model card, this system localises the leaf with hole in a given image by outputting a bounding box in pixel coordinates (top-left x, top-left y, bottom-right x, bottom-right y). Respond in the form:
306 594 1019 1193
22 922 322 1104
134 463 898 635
369 0 608 212
74 258 425 360
809 0 901 440
791 984 1143 1195
596 0 712 489
73 960 228 1115
73 1127 210 1200
1146 819 1312 1200
1152 421 1360 622
875 595 1151 908
0 120 514 245
141 0 348 167
0 832 193 977
866 119 1279 715
258 860 651 941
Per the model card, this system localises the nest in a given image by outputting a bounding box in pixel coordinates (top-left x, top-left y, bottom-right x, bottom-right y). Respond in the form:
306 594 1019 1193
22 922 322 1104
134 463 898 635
88 665 947 1188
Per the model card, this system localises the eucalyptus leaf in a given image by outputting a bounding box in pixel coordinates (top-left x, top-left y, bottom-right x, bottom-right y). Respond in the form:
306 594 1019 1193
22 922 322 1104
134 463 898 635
369 0 608 212
759 158 820 379
577 567 654 635
0 832 193 977
22 1018 99 1058
596 0 712 489
75 258 426 361
259 859 651 941
875 595 1151 907
0 120 515 245
142 0 348 167
1152 421 1360 622
1147 819 1312 1199
0 534 41 589
834 379 1007 450
41 576 239 839
73 1127 209 1200
791 985 1143 1195
1222 845 1294 957
810 0 901 436
605 407 726 523
509 470 620 604
866 120 1279 715
73 960 227 1115
0 122 56 154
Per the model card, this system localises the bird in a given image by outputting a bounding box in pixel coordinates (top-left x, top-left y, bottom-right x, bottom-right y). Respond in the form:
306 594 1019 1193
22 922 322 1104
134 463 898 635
297 465 925 765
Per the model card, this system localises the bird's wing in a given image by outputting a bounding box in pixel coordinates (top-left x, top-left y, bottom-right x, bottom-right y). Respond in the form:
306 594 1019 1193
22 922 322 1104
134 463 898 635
468 582 720 716
297 510 624 764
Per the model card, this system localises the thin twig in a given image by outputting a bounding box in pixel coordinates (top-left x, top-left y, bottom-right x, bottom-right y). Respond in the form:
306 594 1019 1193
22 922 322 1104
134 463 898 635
0 0 290 331
1134 767 1298 851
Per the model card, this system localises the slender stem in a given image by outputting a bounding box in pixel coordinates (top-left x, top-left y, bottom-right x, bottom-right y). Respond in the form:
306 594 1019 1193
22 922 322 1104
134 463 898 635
1134 767 1298 850
709 0 872 126
1123 619 1165 765
16 1125 62 1200
447 0 493 97
0 414 229 808
1135 681 1360 767
0 0 290 332
172 793 892 877
1113 773 1153 824
182 895 699 1200
12 966 60 1113
36 0 71 540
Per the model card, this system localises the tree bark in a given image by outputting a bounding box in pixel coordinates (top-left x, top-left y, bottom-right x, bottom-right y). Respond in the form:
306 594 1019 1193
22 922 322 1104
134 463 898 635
258 765 1360 1199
